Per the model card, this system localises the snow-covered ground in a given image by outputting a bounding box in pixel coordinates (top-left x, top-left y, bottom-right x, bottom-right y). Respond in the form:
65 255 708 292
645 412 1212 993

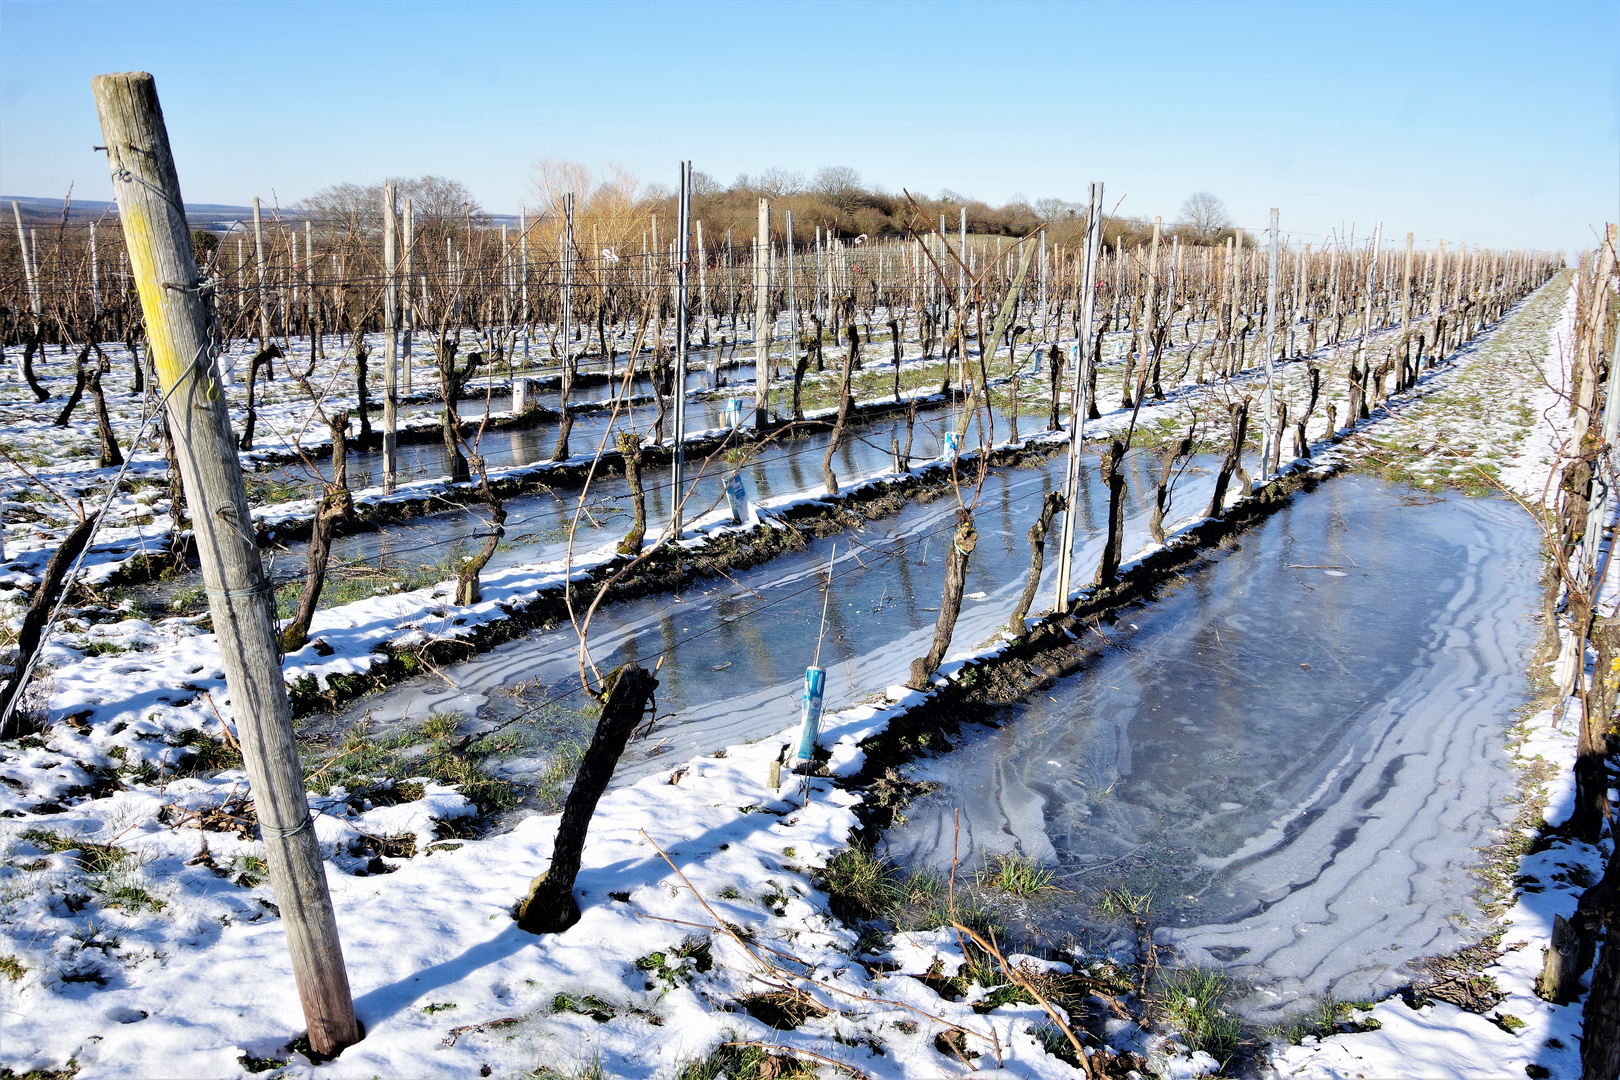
1 273 1597 1079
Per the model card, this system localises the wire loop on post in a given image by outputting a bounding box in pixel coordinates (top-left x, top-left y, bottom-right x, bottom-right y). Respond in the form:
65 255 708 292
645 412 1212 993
260 816 312 840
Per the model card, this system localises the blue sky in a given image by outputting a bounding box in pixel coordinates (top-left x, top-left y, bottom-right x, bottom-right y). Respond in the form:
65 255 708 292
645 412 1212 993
1 0 1615 252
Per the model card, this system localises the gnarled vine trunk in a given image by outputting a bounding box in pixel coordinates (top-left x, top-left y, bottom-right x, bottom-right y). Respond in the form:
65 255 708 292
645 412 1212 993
280 412 352 652
908 511 977 689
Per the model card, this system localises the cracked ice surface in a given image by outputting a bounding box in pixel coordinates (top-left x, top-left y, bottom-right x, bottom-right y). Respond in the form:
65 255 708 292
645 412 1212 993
886 474 1541 1021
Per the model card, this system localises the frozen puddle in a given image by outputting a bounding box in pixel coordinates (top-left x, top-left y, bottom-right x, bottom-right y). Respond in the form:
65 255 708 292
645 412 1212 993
335 448 1219 786
884 475 1541 1021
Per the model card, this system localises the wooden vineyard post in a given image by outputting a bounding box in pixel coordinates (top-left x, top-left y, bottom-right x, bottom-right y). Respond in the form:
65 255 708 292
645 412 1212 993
1259 208 1280 482
252 196 270 349
1052 181 1104 613
753 198 770 431
382 181 398 495
91 71 360 1056
959 207 969 394
1400 231 1414 388
518 206 530 365
671 162 691 536
402 199 414 393
696 218 709 346
552 193 576 461
785 208 797 394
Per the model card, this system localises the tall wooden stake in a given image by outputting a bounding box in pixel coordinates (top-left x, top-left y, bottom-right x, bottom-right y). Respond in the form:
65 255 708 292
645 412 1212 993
90 221 102 319
1053 181 1104 612
92 71 359 1056
671 162 692 535
785 208 797 383
753 198 770 431
1399 230 1414 386
252 196 270 348
1259 207 1280 481
382 181 398 494
401 198 414 394
518 206 530 364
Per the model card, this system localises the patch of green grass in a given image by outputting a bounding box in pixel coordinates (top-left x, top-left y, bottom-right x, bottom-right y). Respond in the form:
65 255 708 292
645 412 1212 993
0 955 25 982
1492 1011 1525 1033
19 829 127 874
78 640 130 657
1093 885 1154 922
95 874 164 913
420 710 462 740
976 852 1055 897
816 846 902 920
675 1039 816 1080
1267 994 1382 1045
165 584 208 615
275 553 468 620
67 919 121 952
1153 966 1244 1061
1032 1019 1082 1066
896 890 1004 943
0 1058 80 1079
228 854 268 887
552 993 616 1022
532 1049 605 1080
305 714 517 814
532 739 587 814
634 936 713 990
421 1001 457 1014
243 475 305 505
237 1053 288 1074
172 727 242 774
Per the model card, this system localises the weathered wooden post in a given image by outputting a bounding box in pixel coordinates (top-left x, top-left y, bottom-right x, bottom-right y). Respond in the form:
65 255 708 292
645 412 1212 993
92 71 359 1056
518 205 530 365
671 162 692 536
1052 181 1105 612
785 208 797 391
401 198 414 395
1398 232 1414 390
382 182 399 494
1259 208 1280 481
552 193 577 460
252 196 270 349
90 220 102 321
753 198 770 431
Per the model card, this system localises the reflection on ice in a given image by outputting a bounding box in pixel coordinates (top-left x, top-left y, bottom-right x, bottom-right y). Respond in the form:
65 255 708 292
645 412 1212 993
333 443 1214 790
884 475 1540 1019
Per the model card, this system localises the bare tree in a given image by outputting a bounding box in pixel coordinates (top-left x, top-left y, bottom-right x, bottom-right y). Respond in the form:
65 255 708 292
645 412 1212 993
812 166 864 214
755 167 806 198
1177 191 1233 244
1034 196 1083 221
298 176 485 239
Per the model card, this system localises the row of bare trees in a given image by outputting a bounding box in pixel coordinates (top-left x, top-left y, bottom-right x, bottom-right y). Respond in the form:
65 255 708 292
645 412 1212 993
1522 226 1620 1080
